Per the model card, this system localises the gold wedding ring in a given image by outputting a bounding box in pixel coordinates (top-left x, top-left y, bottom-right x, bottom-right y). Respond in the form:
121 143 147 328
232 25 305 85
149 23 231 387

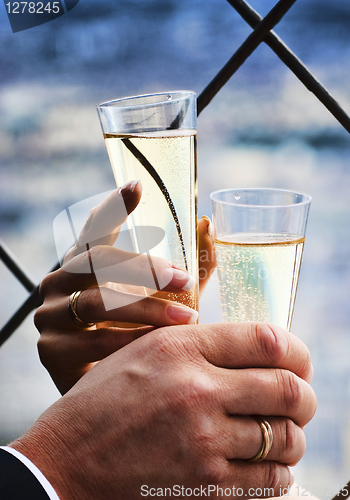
247 416 273 463
68 290 95 328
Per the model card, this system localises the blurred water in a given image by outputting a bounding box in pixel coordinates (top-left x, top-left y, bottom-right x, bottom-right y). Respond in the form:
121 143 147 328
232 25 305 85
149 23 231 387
1 0 350 496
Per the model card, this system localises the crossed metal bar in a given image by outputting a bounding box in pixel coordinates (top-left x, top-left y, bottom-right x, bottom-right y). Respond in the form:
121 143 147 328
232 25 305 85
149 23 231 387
1 0 350 347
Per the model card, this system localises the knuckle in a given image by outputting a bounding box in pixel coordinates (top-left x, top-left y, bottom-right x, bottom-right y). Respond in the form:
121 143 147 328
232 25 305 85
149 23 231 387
278 370 302 412
87 207 96 221
141 328 183 366
34 304 48 332
62 250 90 274
80 208 96 234
264 461 281 490
254 323 287 366
197 458 227 485
148 326 174 351
300 347 312 380
38 271 56 299
151 326 198 361
283 419 306 463
169 372 214 415
283 418 298 455
37 335 54 369
184 374 215 408
63 243 82 263
282 418 302 457
38 278 48 300
191 416 216 455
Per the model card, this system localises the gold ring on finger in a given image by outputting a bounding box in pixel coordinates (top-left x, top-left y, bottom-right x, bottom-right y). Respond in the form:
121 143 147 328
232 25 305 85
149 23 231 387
68 290 96 329
247 416 273 463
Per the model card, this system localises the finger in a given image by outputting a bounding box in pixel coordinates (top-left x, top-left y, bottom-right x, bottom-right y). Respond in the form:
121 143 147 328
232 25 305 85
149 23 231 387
37 287 199 331
45 246 196 295
38 325 154 371
37 325 154 395
65 181 142 262
80 287 199 326
177 322 313 383
218 367 316 427
219 459 293 498
198 216 216 297
220 416 305 466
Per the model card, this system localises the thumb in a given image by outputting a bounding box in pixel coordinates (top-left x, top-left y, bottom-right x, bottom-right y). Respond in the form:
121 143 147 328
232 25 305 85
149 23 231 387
65 180 142 263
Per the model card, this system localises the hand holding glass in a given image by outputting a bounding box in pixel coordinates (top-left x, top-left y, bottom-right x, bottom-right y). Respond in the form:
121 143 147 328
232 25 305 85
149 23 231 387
211 188 311 330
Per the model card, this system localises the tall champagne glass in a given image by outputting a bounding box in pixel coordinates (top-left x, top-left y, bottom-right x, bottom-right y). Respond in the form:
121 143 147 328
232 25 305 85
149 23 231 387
97 92 198 311
210 188 311 330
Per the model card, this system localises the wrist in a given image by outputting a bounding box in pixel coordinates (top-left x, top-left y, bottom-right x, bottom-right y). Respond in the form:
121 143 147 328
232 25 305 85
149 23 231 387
1 445 60 500
9 408 83 500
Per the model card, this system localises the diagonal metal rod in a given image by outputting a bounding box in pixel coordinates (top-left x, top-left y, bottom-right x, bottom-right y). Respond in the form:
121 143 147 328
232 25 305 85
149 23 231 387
225 0 350 134
0 239 36 293
331 481 350 500
197 0 297 114
0 260 59 347
0 286 42 347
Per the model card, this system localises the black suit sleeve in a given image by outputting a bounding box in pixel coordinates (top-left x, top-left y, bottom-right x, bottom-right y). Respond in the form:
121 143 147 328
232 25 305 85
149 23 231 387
0 449 50 500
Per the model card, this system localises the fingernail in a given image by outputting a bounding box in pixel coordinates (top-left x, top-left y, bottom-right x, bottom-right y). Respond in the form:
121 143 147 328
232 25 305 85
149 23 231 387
163 268 196 291
202 215 213 237
120 180 139 198
181 273 196 291
167 305 199 324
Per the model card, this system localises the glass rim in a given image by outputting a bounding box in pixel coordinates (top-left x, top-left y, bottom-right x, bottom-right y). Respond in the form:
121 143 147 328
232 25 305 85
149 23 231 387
97 90 196 110
210 187 312 208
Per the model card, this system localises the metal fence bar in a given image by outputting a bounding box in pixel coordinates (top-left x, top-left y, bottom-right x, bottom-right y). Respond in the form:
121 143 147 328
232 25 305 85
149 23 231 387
0 286 42 346
0 240 36 293
197 0 297 114
0 260 59 347
226 0 350 133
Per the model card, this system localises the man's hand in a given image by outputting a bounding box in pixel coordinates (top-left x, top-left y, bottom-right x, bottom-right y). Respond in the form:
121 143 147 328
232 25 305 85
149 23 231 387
11 321 316 500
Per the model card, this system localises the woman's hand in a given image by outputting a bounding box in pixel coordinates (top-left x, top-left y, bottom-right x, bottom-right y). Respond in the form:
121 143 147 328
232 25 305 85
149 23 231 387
35 180 216 394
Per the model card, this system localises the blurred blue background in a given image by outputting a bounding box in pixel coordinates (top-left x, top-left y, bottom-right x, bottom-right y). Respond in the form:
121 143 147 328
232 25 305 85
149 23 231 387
1 0 350 496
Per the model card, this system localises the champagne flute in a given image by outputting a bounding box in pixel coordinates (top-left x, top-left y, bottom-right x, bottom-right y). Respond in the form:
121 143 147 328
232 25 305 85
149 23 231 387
97 91 198 311
210 188 311 330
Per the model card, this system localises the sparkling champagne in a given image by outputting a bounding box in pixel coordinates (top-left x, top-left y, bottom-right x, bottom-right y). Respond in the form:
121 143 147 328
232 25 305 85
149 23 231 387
104 130 198 310
215 233 305 330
